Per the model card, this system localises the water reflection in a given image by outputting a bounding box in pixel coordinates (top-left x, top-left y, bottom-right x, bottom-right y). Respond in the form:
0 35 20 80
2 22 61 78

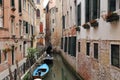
43 53 82 80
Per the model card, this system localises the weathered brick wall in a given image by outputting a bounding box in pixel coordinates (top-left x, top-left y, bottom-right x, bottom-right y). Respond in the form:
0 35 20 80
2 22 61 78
76 40 120 80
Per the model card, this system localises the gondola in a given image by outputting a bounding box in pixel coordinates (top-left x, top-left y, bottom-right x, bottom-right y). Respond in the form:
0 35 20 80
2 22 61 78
42 54 54 64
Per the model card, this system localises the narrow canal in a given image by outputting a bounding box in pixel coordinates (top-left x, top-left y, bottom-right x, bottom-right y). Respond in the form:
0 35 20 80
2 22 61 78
43 53 83 80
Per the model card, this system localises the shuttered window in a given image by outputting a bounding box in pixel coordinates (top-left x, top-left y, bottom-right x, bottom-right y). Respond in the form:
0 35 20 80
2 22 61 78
11 0 15 7
26 22 28 33
93 0 97 19
72 37 76 57
86 42 90 56
94 43 98 59
77 3 81 26
108 0 116 12
62 16 65 29
64 37 67 52
111 44 120 68
78 42 80 52
85 0 100 22
85 0 90 22
61 38 63 49
68 37 71 54
19 0 22 13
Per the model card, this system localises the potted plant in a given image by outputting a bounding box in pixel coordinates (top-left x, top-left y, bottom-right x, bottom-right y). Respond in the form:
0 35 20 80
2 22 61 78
82 23 90 29
2 49 7 53
2 47 11 53
6 48 12 52
106 12 119 22
90 20 98 27
75 27 80 31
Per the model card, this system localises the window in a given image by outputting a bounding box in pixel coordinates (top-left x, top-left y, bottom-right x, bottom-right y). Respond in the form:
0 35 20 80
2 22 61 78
28 3 29 14
19 0 22 13
85 0 90 22
97 0 100 18
77 3 81 26
0 0 2 6
61 38 63 49
0 50 1 64
93 0 97 19
71 37 76 57
86 42 90 56
36 9 40 18
85 0 100 22
94 43 98 59
20 45 22 51
92 0 101 19
68 37 71 54
46 5 49 13
19 21 22 36
4 52 7 61
68 37 76 56
52 19 54 23
0 0 3 27
56 8 58 12
108 0 116 12
62 16 65 29
23 21 26 34
31 25 34 36
11 19 15 35
26 22 28 33
11 0 15 7
64 37 67 52
111 44 120 68
78 42 80 52
37 0 40 4
23 0 26 9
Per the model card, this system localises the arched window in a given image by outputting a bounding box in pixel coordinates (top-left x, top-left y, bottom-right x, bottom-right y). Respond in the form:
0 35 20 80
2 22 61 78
37 0 40 4
36 9 40 18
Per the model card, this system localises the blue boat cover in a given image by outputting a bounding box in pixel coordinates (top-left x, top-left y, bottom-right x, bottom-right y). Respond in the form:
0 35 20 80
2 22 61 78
33 63 49 77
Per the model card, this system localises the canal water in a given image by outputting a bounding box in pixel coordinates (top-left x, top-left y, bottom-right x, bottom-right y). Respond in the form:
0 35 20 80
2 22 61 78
43 53 83 80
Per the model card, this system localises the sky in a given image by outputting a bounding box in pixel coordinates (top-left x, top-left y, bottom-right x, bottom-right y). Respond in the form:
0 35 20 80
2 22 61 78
43 0 49 8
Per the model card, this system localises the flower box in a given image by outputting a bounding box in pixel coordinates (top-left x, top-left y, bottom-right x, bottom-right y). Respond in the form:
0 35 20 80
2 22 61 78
75 27 80 31
3 48 12 53
106 12 119 22
90 20 98 27
82 23 90 29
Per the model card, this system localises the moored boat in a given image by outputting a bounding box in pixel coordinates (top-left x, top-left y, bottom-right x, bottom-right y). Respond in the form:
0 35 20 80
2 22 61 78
42 54 54 64
34 78 42 80
32 63 49 79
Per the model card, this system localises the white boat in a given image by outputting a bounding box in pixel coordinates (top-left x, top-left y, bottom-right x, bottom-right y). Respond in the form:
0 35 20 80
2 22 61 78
34 78 42 80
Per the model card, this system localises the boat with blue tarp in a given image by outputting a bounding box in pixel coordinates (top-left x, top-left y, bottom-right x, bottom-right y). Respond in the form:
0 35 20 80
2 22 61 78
32 63 49 79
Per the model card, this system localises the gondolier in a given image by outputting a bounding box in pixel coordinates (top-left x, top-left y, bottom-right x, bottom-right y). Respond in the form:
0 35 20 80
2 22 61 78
46 43 52 54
